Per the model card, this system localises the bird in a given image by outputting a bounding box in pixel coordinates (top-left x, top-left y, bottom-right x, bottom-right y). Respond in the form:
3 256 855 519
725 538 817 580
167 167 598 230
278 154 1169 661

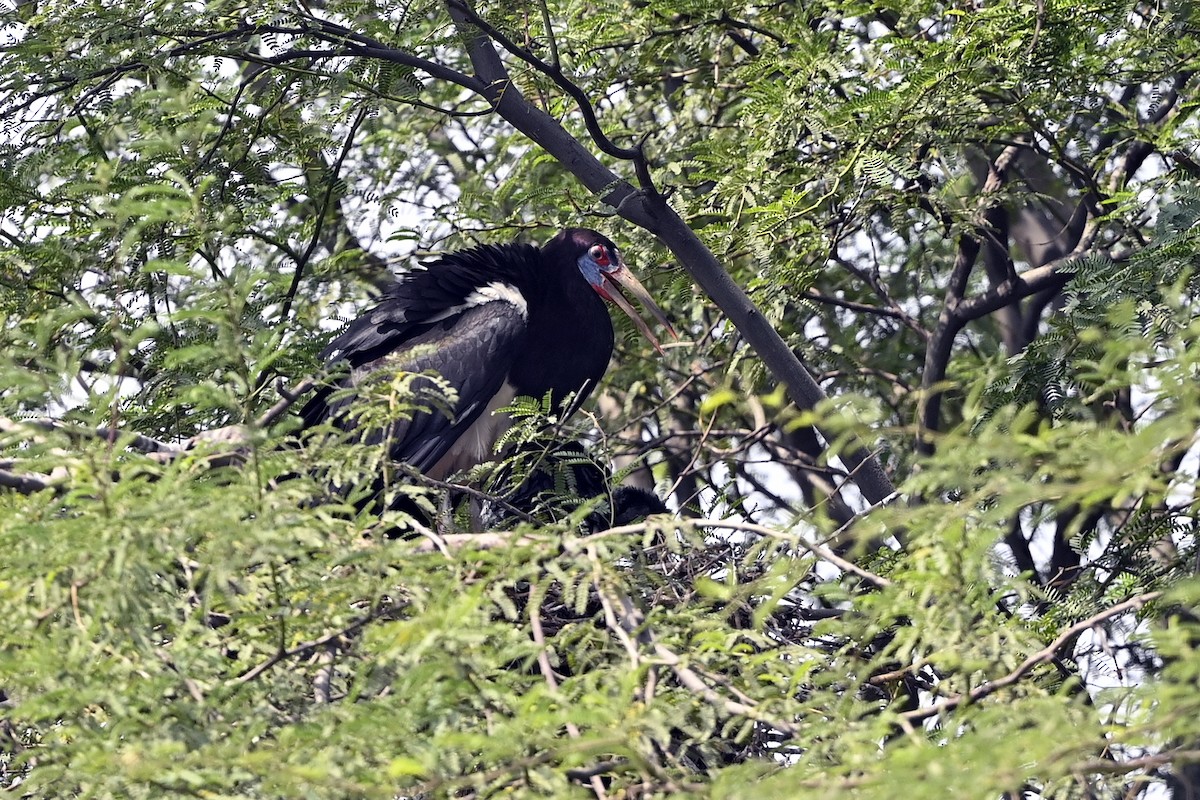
482 439 669 531
299 228 674 497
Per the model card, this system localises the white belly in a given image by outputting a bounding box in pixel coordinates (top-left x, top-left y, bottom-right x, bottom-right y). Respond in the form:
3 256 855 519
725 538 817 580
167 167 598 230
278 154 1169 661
427 381 517 480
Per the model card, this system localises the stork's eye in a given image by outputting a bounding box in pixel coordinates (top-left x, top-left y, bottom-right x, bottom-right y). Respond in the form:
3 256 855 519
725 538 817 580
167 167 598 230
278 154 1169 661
588 244 610 266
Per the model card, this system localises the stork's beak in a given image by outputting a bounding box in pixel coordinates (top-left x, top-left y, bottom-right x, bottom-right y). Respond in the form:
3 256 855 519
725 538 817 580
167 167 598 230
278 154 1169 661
601 260 678 354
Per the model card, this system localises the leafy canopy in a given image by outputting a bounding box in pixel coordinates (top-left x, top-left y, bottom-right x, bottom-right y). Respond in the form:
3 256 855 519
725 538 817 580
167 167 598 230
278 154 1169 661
2 0 1200 797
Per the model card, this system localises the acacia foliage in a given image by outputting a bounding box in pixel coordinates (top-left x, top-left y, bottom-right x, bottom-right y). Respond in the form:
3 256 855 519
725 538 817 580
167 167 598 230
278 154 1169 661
2 0 1200 797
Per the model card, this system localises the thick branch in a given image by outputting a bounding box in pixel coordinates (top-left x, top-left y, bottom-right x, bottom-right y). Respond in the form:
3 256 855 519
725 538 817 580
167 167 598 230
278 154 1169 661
917 141 1052 451
0 468 59 494
442 1 896 505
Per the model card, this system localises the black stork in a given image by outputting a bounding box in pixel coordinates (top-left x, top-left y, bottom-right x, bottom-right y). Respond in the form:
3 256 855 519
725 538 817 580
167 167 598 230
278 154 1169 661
300 228 674 488
482 439 670 530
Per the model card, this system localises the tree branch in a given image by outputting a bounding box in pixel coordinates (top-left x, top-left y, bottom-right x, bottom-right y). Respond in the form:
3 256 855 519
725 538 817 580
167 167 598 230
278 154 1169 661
234 599 407 684
277 105 370 323
917 140 1051 451
578 516 894 588
436 0 896 506
900 592 1161 724
0 467 59 495
0 416 179 454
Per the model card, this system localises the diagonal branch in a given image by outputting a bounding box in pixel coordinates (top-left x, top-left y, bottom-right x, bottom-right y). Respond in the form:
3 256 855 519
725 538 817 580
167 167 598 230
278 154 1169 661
916 140 1039 452
577 516 894 588
442 0 896 507
900 592 1161 724
445 0 640 163
0 468 59 495
234 599 408 685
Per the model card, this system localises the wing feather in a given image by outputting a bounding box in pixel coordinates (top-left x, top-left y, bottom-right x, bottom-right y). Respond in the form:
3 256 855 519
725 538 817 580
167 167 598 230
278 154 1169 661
303 301 528 475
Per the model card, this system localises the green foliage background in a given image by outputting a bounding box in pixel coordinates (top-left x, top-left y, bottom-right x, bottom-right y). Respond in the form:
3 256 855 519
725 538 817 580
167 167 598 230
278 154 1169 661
2 0 1200 797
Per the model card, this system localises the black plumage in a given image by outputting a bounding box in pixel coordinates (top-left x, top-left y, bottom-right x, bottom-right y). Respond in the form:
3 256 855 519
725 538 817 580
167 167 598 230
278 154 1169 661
483 440 670 531
300 228 673 487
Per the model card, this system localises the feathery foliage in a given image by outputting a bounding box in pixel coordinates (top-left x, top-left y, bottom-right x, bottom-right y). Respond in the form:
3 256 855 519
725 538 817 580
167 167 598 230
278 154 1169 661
2 0 1200 797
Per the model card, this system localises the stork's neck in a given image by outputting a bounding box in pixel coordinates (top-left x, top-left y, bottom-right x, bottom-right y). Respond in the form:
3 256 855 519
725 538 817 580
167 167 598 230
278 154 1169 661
506 253 615 412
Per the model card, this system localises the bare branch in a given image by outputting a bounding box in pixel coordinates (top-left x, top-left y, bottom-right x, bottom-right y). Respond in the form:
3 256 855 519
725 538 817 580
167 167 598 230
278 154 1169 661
0 416 180 454
579 516 895 589
445 0 640 163
234 600 406 685
1073 748 1200 775
277 105 371 323
953 242 1095 321
653 642 799 736
528 582 610 799
805 288 915 323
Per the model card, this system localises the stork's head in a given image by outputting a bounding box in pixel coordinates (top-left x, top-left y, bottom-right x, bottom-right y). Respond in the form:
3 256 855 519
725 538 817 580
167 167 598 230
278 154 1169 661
551 228 677 352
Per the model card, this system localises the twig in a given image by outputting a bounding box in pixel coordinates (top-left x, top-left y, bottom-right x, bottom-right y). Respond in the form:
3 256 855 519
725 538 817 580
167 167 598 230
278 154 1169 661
565 760 628 782
445 0 639 163
277 104 371 323
298 18 486 92
653 643 799 737
900 592 1162 723
592 548 644 667
578 516 895 589
805 288 913 323
1072 749 1200 775
529 583 609 798
255 377 318 428
234 600 406 684
398 464 539 524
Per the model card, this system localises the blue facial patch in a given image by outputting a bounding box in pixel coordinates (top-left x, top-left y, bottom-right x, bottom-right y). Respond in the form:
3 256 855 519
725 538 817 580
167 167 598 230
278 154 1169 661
577 251 607 288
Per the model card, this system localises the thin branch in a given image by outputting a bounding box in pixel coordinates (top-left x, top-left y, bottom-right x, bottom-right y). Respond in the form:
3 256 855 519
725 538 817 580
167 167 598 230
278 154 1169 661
0 468 58 494
565 760 629 782
529 583 609 799
578 516 894 589
0 416 180 454
900 592 1161 724
397 464 539 524
805 288 913 323
234 600 406 684
277 104 370 323
256 378 317 429
299 18 487 92
536 0 560 71
653 642 799 736
444 0 640 162
1073 749 1200 775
